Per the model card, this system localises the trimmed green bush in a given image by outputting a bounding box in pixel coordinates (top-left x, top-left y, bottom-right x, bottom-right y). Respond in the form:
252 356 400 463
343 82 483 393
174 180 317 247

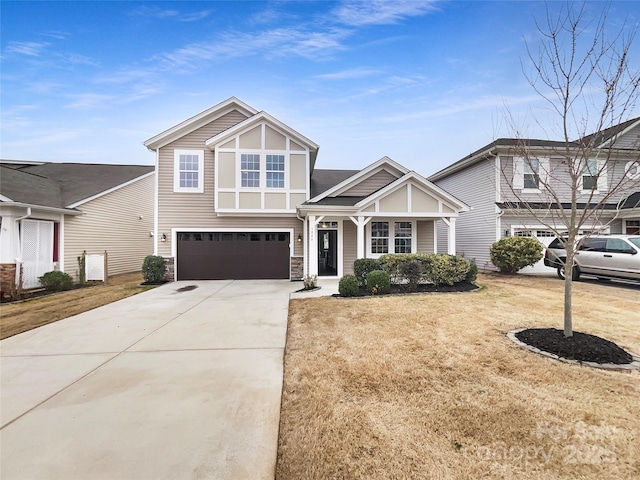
338 275 359 297
424 255 470 285
490 237 543 273
353 258 382 287
39 271 74 292
142 255 167 283
378 253 430 280
399 260 422 292
366 270 391 295
465 260 478 283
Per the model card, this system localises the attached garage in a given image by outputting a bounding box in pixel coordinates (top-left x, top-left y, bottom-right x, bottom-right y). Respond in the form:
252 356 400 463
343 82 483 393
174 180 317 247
176 232 291 280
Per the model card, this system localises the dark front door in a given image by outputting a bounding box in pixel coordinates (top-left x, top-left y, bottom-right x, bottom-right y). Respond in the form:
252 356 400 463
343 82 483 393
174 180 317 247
177 232 290 280
318 230 338 276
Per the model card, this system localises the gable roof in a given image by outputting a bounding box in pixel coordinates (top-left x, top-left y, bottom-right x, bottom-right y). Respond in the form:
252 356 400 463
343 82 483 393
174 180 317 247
143 97 258 150
310 169 360 198
429 116 640 182
0 162 154 209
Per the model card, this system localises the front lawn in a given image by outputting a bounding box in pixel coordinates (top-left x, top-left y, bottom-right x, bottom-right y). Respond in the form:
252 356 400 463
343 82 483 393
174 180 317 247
277 274 640 479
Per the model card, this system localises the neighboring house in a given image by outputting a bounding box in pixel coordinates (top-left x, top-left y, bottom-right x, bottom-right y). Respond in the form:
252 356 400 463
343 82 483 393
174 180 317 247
0 161 154 296
428 118 640 272
144 97 468 281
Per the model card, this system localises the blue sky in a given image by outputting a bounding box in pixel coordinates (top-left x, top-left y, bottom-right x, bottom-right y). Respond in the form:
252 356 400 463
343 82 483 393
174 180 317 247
1 1 639 176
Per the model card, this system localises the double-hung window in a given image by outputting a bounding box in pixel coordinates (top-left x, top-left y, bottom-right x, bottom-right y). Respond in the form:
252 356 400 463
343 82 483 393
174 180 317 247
394 222 412 253
582 159 599 191
523 158 540 189
241 154 260 188
371 222 389 254
174 149 204 193
370 221 413 255
266 155 285 188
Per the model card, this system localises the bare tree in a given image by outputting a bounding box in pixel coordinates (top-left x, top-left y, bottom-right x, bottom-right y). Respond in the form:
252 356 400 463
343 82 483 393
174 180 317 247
502 2 640 337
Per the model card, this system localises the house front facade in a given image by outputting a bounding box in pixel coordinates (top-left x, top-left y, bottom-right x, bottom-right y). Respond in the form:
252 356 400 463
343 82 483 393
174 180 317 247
0 161 154 296
428 118 640 272
145 97 468 281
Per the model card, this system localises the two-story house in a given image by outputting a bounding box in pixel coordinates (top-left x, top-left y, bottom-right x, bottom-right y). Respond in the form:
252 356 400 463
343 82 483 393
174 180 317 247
144 97 468 281
428 117 640 272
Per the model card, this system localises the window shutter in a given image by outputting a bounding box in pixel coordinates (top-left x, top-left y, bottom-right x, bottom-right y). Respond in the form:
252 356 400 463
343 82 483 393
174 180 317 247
513 158 524 189
538 158 550 188
598 159 608 190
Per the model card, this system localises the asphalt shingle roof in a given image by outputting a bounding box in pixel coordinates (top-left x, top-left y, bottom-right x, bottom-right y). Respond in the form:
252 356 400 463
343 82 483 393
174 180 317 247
1 162 154 209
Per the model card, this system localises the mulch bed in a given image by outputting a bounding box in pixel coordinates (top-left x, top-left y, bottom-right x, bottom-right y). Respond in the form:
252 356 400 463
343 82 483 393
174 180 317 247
515 328 633 364
332 281 478 297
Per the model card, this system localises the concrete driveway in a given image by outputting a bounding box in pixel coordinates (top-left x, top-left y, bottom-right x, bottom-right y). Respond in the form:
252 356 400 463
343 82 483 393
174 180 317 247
1 280 294 480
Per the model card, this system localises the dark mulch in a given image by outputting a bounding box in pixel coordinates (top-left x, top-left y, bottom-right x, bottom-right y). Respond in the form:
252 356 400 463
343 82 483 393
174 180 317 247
516 328 634 364
141 280 169 286
332 281 478 298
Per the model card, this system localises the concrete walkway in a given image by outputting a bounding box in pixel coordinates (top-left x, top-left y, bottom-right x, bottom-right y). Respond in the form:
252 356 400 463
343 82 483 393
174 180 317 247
1 280 293 480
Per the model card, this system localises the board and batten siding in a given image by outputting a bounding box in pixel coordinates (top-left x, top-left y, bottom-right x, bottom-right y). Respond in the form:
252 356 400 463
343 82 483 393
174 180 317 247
432 158 498 269
63 174 154 281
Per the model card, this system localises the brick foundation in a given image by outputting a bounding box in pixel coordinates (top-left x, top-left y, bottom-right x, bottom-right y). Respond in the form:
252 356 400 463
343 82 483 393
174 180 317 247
290 256 304 281
0 263 17 299
164 257 175 282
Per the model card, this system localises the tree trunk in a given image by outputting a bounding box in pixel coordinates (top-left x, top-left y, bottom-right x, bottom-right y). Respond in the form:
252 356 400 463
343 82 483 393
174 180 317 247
563 269 573 337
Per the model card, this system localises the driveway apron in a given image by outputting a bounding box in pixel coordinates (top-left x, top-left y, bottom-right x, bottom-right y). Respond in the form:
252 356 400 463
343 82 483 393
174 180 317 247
0 280 293 480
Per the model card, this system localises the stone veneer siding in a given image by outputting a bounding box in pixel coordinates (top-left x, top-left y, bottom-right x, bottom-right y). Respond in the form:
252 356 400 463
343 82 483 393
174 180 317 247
0 263 17 299
290 256 303 281
164 257 175 282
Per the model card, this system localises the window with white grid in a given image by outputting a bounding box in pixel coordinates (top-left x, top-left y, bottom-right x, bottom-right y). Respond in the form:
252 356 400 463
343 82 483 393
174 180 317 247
241 154 261 187
266 155 285 188
174 149 204 193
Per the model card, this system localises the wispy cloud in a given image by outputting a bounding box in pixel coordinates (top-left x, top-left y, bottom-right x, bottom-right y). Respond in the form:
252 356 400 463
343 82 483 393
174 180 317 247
5 41 50 57
316 67 381 80
65 83 164 109
332 0 439 26
57 53 100 67
129 5 212 22
40 30 69 40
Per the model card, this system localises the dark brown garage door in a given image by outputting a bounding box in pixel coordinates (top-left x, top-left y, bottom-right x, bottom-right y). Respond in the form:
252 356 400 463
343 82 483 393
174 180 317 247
176 232 290 280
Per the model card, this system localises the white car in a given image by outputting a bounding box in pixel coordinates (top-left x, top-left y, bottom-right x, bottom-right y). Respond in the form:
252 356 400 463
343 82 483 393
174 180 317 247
546 235 640 282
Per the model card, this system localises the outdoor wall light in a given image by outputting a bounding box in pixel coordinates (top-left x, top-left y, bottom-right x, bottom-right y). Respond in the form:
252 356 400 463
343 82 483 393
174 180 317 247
297 234 302 242
161 233 167 242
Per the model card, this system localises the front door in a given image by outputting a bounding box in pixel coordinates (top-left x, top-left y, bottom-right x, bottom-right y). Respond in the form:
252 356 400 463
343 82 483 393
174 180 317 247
318 230 338 276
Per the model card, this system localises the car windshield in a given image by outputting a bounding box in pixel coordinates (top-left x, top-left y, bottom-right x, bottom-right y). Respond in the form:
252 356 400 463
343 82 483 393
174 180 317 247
628 237 640 248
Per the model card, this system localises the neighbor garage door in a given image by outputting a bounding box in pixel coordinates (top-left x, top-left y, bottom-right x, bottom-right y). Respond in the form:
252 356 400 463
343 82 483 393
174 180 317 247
176 232 290 280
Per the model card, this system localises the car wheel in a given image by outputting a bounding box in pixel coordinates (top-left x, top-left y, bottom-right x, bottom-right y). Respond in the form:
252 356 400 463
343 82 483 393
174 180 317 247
558 265 580 281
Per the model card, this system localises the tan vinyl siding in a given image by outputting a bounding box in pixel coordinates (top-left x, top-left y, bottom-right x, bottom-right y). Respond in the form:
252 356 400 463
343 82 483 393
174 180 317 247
343 220 357 275
416 221 434 253
63 174 154 281
379 186 408 212
433 159 498 268
341 169 398 196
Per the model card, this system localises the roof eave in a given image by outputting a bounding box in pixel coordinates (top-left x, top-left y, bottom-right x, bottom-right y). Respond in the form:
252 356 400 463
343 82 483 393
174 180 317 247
0 202 82 215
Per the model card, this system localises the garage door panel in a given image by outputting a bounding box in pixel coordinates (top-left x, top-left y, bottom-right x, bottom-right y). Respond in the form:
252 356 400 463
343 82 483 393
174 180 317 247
177 232 290 280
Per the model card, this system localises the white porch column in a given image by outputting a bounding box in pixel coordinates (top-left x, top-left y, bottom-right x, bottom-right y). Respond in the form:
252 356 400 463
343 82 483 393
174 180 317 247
349 216 372 260
308 215 318 276
0 213 17 263
447 217 456 255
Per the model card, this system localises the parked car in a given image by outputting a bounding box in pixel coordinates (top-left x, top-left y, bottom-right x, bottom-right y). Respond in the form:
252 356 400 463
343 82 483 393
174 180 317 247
544 235 640 282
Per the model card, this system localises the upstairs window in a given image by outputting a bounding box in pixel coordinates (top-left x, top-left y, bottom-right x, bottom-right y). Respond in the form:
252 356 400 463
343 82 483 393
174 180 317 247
580 159 608 192
523 158 539 189
266 155 285 188
241 154 260 187
174 149 204 193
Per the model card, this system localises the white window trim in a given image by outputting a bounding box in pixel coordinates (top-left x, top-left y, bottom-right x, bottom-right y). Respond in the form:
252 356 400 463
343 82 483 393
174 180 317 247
579 159 608 194
237 152 289 192
173 149 204 193
366 220 417 258
513 156 549 193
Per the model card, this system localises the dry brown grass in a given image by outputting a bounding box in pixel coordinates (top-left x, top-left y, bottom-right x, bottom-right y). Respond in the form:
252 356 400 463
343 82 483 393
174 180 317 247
277 273 640 479
0 272 153 340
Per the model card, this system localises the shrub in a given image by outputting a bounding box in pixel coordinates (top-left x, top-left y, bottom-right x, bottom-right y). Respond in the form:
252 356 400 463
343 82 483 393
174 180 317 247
338 275 359 297
366 270 391 295
424 255 471 285
142 255 167 283
399 260 422 292
465 260 478 283
39 271 74 292
302 274 317 289
378 254 429 281
490 237 543 273
353 258 382 287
